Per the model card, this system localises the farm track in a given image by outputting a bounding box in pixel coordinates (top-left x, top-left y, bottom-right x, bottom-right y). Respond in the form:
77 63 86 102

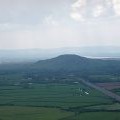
79 79 120 102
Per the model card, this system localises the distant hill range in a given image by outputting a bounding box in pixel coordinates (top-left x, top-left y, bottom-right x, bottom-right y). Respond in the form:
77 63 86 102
0 54 120 78
32 54 120 75
0 46 120 63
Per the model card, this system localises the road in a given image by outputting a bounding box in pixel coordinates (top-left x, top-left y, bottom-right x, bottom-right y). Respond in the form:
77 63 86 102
79 79 120 102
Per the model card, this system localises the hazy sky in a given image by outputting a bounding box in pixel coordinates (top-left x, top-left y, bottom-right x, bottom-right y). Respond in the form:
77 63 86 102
0 0 120 49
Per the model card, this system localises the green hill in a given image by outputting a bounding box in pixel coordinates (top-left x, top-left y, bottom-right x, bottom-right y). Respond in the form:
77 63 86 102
32 54 120 75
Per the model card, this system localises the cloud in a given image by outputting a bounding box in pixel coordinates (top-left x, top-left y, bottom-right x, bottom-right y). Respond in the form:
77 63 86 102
43 15 59 26
0 0 120 49
70 0 86 22
70 0 120 22
93 5 105 17
71 0 86 9
112 0 120 16
70 12 85 21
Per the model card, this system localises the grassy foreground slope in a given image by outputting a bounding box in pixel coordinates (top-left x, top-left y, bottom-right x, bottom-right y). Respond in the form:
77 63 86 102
0 107 120 120
0 106 73 120
65 112 120 120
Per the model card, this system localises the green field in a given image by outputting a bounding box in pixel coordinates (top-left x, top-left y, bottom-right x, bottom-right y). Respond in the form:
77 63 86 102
0 106 73 120
0 106 120 120
65 112 120 120
0 83 119 120
85 103 120 110
0 83 112 108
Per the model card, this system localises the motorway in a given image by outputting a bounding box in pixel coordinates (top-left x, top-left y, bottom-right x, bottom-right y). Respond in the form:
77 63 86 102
79 79 120 102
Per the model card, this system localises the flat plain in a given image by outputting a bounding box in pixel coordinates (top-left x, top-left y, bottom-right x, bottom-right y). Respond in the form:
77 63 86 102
0 83 120 120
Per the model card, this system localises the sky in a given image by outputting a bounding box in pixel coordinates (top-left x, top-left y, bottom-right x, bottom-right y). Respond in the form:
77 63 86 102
0 0 120 49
